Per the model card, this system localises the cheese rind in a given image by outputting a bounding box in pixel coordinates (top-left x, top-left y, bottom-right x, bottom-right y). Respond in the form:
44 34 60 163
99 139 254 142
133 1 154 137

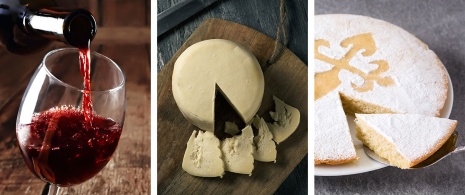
182 130 224 177
252 116 277 162
221 126 254 175
267 96 300 144
172 39 264 131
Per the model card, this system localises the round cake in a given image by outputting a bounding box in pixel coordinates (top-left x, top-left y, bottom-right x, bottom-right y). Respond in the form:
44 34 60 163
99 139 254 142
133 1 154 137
172 39 264 132
314 14 449 165
315 14 448 116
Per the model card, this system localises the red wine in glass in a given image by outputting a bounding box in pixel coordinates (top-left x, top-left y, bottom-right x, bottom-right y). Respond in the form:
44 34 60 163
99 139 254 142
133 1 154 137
15 5 125 193
18 24 101 186
17 106 122 186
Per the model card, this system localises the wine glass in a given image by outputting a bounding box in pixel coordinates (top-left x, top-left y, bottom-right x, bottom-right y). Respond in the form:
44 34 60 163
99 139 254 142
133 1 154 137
15 48 126 194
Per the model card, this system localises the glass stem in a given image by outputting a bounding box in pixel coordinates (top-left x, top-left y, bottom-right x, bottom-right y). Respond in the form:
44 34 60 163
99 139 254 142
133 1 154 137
47 183 60 195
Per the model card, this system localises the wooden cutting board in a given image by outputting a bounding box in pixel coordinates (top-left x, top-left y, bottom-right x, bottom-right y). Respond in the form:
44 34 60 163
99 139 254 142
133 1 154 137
157 18 308 194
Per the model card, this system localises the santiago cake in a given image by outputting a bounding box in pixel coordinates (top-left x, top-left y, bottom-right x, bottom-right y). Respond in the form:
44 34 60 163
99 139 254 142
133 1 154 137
314 14 449 165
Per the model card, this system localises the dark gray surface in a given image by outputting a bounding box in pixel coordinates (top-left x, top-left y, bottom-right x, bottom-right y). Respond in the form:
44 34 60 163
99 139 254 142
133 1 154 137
316 0 465 194
157 0 308 194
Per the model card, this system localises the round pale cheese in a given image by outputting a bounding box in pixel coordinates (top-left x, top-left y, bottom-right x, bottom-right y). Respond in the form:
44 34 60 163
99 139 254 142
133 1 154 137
172 39 264 132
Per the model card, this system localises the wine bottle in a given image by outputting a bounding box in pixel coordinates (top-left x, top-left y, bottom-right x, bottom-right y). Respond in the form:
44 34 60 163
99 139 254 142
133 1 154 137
0 0 96 54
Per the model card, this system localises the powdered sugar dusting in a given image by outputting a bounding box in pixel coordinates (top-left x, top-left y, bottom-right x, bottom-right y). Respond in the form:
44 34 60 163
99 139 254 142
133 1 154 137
339 69 365 87
315 59 334 74
357 114 456 163
348 51 379 74
315 14 448 117
315 91 357 162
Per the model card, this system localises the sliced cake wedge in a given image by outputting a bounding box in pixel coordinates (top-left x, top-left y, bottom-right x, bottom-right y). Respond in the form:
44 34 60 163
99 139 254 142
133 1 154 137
355 114 457 169
315 91 358 165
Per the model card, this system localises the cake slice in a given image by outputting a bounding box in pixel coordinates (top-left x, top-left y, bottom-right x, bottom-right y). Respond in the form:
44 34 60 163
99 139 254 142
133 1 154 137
355 114 457 169
315 91 358 165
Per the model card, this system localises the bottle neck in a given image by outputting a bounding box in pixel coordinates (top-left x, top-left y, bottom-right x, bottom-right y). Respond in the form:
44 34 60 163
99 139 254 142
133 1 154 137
21 8 97 48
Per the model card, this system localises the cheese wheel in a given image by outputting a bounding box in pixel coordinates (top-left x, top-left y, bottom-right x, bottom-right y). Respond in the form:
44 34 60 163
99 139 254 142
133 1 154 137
172 39 264 132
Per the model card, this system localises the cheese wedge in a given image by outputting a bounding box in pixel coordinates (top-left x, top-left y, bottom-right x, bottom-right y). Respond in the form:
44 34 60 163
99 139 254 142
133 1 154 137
221 126 254 175
355 114 457 169
267 96 300 144
182 130 224 177
252 116 277 162
172 39 264 132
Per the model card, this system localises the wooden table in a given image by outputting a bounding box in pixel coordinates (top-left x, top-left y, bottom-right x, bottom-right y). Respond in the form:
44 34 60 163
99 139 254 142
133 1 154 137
157 0 308 194
316 0 465 194
0 1 151 194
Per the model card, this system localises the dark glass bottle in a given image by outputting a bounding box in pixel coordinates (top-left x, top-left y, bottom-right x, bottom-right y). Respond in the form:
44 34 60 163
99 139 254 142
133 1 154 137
0 0 96 54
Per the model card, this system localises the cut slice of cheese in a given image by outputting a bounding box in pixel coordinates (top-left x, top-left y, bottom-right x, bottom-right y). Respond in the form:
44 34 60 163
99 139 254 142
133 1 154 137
172 39 265 132
252 116 277 162
182 130 224 177
267 96 300 144
225 121 240 136
221 125 254 175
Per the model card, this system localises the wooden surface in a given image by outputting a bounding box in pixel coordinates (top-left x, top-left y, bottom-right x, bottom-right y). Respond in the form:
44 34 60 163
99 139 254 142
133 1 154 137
157 1 308 193
315 0 465 194
157 18 308 195
0 0 150 194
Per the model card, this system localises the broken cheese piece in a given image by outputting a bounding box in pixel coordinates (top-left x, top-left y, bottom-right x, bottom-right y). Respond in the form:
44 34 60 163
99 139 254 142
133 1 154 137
221 126 254 175
182 130 224 177
267 96 300 144
172 39 264 132
252 116 277 162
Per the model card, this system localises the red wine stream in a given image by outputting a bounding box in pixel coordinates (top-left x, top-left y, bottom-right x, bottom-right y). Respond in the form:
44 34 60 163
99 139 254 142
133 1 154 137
79 41 93 128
